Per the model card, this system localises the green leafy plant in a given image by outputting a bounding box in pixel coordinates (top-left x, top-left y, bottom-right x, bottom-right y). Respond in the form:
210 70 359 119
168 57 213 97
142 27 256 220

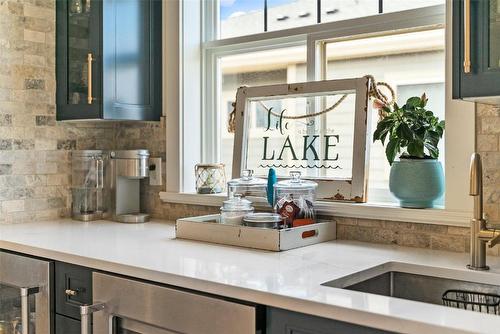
373 94 445 165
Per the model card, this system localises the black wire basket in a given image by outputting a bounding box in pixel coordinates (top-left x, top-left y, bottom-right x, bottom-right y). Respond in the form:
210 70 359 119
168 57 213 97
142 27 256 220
442 290 500 315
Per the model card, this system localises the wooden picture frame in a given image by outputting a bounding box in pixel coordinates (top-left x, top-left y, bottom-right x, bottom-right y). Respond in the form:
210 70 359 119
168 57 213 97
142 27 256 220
232 77 371 202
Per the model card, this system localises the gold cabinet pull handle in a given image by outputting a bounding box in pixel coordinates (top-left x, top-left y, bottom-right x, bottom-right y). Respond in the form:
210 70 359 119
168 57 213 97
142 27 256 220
87 53 94 104
65 289 78 296
463 0 471 73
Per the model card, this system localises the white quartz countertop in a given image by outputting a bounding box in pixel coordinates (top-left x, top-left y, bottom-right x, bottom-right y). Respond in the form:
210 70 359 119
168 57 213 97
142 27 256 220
1 219 500 334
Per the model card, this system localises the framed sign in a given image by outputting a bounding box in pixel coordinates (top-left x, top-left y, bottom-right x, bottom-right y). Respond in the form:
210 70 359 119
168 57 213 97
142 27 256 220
232 77 372 202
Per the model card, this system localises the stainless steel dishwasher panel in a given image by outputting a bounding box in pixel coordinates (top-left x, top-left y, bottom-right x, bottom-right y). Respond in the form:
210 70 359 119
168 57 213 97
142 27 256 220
91 272 257 334
0 251 52 334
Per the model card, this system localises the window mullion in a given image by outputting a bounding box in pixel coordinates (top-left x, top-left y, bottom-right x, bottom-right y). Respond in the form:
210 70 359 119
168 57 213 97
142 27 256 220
264 0 268 32
317 0 321 23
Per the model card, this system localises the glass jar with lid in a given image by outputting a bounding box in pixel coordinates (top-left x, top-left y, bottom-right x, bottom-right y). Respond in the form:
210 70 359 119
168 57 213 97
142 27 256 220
220 194 254 225
274 171 317 227
227 169 267 198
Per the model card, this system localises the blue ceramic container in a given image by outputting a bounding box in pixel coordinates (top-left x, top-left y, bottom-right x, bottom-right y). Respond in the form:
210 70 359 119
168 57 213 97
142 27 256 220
389 158 444 208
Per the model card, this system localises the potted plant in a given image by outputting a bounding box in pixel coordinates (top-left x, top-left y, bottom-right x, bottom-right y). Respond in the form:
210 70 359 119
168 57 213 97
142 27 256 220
373 94 445 208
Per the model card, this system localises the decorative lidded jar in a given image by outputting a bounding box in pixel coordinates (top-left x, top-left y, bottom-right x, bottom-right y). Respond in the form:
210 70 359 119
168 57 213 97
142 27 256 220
220 194 254 225
227 169 267 199
273 171 317 227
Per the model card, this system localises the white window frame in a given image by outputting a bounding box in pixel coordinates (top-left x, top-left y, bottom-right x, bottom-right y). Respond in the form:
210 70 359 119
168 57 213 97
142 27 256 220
160 1 475 227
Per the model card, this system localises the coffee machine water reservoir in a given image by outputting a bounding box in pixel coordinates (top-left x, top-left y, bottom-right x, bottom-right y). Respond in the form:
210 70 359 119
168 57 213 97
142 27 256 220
71 150 108 221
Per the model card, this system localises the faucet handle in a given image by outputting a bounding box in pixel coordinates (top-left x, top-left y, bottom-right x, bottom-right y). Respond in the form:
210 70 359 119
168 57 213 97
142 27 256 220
487 229 500 248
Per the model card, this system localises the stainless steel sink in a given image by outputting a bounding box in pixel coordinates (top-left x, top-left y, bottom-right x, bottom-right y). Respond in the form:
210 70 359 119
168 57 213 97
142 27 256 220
323 262 500 312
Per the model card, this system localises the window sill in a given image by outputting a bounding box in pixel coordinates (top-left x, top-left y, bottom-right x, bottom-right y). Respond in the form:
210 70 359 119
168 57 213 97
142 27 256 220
159 192 471 227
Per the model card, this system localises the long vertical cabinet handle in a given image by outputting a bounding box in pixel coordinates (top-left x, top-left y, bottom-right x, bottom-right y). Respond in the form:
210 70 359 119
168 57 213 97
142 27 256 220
20 287 39 334
463 0 471 73
80 303 106 334
87 53 94 104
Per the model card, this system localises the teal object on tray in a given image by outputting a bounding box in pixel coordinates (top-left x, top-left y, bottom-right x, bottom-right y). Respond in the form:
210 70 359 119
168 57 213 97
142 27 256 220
267 168 277 206
389 158 444 208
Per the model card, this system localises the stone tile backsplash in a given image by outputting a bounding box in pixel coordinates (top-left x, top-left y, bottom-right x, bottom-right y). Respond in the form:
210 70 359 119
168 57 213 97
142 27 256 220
0 0 166 223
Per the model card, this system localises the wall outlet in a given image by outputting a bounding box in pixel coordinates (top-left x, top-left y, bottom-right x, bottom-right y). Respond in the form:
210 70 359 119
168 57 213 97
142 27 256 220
149 157 162 186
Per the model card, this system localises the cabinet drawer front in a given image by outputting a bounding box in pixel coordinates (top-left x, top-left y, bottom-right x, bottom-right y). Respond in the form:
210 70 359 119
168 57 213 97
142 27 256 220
267 307 394 334
55 314 81 334
55 262 92 319
93 272 256 334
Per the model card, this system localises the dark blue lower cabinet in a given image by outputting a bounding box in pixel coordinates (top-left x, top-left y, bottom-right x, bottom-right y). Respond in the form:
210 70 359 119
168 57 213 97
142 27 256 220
56 314 81 334
266 307 394 334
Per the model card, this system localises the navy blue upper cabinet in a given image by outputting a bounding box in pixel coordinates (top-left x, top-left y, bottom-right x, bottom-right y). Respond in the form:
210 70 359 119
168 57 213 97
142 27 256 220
57 0 162 121
453 0 500 104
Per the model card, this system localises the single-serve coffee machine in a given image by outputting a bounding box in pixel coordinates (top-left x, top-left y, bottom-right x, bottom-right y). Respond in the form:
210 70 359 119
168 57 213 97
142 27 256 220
110 150 152 223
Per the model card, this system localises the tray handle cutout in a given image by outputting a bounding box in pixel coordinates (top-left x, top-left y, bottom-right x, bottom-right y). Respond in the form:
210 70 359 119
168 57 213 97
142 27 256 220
302 229 318 239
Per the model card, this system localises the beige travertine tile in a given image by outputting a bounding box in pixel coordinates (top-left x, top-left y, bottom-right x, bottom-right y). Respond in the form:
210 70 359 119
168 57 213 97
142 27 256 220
395 231 431 249
477 134 498 151
430 234 467 253
447 226 470 236
2 199 25 213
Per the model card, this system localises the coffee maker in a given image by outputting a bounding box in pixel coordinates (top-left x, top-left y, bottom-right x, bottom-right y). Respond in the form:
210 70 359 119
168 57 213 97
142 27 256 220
109 150 153 223
71 149 161 223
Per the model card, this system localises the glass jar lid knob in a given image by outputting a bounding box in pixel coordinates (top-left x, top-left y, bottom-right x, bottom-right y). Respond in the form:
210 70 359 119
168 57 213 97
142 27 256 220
290 171 302 183
241 169 254 181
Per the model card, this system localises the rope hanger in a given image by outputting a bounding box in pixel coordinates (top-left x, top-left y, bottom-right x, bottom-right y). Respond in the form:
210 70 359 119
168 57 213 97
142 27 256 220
227 75 395 133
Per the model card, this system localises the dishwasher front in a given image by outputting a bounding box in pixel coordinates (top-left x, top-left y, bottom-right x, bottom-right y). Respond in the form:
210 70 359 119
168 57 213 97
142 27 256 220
82 272 258 334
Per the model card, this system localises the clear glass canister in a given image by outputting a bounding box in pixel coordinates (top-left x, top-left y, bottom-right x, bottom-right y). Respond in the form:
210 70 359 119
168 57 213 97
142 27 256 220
71 150 108 221
220 195 254 225
227 169 267 198
274 171 318 227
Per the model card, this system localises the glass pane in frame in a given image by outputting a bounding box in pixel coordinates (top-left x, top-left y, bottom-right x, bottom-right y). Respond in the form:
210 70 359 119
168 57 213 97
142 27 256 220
325 29 445 204
67 1 92 105
267 0 318 31
320 0 379 23
244 92 356 180
219 0 265 39
233 78 371 202
383 0 444 13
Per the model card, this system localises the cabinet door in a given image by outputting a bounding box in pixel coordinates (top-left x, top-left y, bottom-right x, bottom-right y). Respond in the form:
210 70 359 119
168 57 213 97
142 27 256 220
266 307 393 334
56 314 81 334
453 0 500 101
102 0 162 121
55 262 92 320
57 0 102 120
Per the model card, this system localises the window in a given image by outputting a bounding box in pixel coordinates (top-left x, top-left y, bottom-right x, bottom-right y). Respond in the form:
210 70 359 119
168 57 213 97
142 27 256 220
163 1 476 220
205 2 447 205
218 0 445 38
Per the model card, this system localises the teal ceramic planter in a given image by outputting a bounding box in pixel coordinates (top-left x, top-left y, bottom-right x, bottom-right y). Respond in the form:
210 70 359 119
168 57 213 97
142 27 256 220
389 158 444 208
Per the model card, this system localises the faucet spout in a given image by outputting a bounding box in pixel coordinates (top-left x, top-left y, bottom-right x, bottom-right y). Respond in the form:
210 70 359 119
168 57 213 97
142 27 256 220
469 153 483 220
